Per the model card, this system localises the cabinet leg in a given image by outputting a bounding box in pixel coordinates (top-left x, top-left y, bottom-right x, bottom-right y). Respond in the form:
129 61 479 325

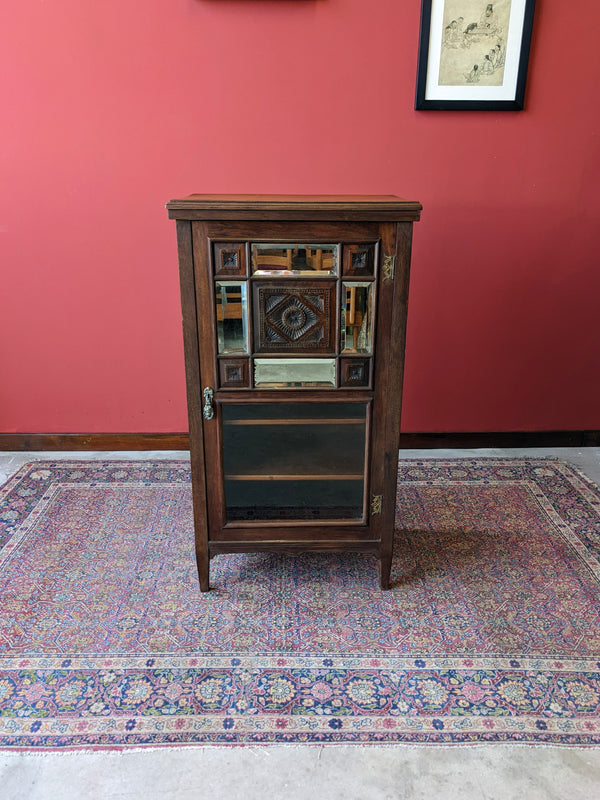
196 551 210 593
379 554 392 591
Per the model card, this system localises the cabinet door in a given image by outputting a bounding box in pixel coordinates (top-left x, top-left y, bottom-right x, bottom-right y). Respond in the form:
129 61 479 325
192 221 390 540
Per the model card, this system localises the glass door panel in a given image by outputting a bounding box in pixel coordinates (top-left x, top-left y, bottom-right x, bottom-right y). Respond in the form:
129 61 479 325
222 402 368 521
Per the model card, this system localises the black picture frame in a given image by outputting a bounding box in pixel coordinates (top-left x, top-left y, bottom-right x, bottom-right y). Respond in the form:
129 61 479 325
415 0 535 110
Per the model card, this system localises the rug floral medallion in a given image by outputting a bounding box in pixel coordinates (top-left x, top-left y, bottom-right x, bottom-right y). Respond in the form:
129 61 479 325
1 458 599 749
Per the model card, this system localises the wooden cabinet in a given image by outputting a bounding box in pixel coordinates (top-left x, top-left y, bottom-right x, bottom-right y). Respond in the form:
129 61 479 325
166 195 421 591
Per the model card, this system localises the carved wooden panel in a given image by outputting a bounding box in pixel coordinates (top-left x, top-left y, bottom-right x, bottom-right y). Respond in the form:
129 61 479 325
340 357 372 388
219 358 250 388
253 282 336 353
342 243 376 277
212 242 247 277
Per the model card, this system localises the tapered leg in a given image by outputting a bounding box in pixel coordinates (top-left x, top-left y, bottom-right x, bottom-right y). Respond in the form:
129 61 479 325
197 549 210 592
379 553 392 590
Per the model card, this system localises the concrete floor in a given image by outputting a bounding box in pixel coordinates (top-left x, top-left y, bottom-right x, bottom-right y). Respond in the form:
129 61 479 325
1 448 600 800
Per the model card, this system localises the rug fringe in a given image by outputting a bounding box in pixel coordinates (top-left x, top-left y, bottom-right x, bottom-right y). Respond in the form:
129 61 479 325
2 740 600 757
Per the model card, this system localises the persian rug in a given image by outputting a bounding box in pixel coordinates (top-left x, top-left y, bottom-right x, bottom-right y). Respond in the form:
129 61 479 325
1 458 600 750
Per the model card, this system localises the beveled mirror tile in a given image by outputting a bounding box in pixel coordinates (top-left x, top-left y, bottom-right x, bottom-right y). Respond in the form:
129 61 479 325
341 282 373 354
251 243 338 276
215 281 249 354
254 357 336 387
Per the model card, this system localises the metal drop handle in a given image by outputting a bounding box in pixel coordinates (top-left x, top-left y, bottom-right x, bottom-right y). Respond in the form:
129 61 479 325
203 387 214 420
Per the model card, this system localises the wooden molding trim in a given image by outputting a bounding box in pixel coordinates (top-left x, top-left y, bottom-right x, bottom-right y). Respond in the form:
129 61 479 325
0 431 599 452
399 431 600 449
0 433 190 451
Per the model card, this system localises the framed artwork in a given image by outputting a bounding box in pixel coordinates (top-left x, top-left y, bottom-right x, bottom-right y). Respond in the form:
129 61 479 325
415 0 535 110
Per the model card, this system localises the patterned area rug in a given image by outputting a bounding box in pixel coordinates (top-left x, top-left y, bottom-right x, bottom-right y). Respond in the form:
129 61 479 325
1 458 600 749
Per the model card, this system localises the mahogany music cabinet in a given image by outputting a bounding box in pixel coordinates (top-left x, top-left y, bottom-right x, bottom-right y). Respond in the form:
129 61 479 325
166 195 421 591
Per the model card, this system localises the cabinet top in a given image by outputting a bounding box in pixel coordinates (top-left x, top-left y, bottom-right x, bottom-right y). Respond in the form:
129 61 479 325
166 194 422 222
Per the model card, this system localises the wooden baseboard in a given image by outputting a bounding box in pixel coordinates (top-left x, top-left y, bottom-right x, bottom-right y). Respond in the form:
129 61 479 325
399 431 600 448
0 433 190 451
0 431 599 452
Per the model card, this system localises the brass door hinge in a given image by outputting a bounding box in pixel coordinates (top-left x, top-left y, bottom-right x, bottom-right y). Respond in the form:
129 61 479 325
382 255 395 281
371 495 383 515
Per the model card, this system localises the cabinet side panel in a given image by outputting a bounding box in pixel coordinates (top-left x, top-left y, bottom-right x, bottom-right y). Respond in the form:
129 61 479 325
176 219 209 590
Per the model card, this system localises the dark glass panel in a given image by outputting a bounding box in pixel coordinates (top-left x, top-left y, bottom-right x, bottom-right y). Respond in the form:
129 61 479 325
222 403 368 521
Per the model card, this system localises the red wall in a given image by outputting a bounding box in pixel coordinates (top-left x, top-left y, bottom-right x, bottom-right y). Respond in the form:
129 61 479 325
2 0 599 434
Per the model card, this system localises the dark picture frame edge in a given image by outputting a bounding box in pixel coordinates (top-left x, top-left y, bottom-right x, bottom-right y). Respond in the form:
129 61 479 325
415 0 536 111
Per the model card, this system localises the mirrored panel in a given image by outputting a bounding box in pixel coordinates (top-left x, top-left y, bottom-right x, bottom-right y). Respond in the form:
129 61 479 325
222 402 368 521
341 282 373 353
254 358 336 388
215 281 248 354
251 244 338 276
